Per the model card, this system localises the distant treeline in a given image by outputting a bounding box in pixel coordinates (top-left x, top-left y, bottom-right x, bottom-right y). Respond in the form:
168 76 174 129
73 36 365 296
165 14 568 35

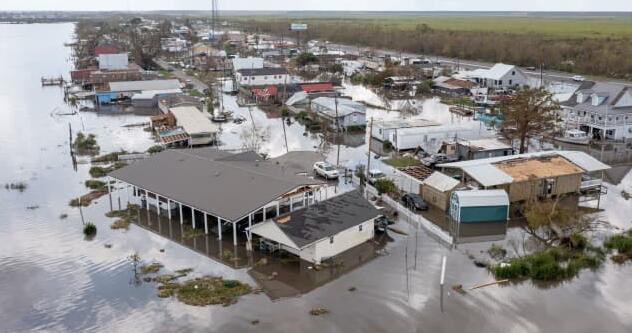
238 19 632 81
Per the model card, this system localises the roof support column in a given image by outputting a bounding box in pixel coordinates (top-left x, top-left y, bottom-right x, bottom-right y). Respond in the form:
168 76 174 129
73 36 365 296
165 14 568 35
217 218 222 240
167 199 172 220
156 195 161 216
204 213 209 234
192 208 196 229
233 222 237 246
263 206 267 221
145 190 150 211
290 198 294 212
276 202 280 216
179 202 183 225
246 214 253 252
107 177 113 212
126 184 130 206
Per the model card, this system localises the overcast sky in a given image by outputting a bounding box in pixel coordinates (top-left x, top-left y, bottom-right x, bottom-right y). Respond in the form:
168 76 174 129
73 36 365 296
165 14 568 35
2 0 631 12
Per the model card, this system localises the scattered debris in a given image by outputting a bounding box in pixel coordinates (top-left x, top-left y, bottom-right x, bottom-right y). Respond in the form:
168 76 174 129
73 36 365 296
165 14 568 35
59 213 68 219
69 189 107 207
469 280 509 290
5 182 27 192
108 204 139 230
255 258 268 267
104 243 112 249
140 263 164 275
157 277 252 307
310 307 330 316
159 248 165 253
452 284 467 295
348 287 357 292
26 205 40 210
487 244 507 260
621 190 631 200
251 320 260 325
175 268 194 275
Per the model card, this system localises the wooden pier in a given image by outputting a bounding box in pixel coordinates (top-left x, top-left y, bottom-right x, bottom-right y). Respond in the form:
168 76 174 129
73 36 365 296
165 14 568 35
41 76 64 86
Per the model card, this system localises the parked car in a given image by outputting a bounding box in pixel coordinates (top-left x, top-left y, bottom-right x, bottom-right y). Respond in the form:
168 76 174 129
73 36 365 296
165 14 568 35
313 161 339 180
401 193 428 211
368 169 386 185
572 75 585 82
422 154 458 167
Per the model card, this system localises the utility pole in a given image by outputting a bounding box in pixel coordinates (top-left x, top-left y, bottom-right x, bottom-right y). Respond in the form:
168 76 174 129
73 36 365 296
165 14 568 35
365 117 374 193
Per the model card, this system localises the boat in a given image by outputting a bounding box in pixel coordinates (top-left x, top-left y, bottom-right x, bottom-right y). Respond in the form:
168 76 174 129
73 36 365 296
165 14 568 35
554 129 591 145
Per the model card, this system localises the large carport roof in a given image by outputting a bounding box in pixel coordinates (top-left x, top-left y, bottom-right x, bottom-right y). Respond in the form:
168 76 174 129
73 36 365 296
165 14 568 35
109 149 324 221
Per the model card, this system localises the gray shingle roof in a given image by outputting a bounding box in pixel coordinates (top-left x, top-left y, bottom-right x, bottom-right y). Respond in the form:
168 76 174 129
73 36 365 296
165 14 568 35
109 149 324 221
273 190 381 248
237 67 288 76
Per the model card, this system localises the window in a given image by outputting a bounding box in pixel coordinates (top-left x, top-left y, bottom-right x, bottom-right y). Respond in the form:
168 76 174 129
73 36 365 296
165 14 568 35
251 77 255 80
329 237 334 244
359 224 363 232
509 79 513 85
512 71 516 75
264 76 268 80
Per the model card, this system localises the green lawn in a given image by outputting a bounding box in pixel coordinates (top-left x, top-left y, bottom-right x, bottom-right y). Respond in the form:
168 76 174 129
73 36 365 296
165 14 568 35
240 15 632 39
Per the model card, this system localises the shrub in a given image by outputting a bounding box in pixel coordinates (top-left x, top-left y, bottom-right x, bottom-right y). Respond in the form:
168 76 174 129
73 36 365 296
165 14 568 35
147 145 165 154
374 178 397 196
83 223 97 237
85 179 106 190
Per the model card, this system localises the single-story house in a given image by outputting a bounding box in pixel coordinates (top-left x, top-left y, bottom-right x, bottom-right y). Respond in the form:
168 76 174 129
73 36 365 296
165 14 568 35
131 89 183 108
433 76 476 95
422 171 461 211
248 190 380 264
467 63 528 89
96 79 182 104
449 190 510 224
169 106 219 146
98 53 129 71
393 165 434 194
232 57 264 72
235 67 290 87
311 97 367 130
456 138 514 160
438 150 610 202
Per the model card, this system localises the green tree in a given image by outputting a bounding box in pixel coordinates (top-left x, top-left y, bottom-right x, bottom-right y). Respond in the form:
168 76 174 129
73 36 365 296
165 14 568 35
500 88 559 154
296 52 318 67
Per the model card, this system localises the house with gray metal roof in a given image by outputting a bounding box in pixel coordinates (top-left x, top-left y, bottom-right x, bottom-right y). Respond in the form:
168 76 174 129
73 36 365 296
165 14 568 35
560 81 632 141
235 67 290 87
247 190 381 264
108 149 325 245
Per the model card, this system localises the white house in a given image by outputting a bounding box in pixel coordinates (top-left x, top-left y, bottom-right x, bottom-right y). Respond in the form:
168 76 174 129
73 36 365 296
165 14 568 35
560 82 632 141
311 97 367 130
248 190 381 265
232 57 264 72
98 53 129 70
235 67 290 87
468 63 528 89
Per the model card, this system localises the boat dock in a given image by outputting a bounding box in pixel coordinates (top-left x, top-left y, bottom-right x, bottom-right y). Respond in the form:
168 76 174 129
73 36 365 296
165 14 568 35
41 76 64 86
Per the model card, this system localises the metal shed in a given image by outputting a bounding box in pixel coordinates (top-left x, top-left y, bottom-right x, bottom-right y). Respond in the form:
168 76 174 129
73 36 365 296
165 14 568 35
449 190 509 224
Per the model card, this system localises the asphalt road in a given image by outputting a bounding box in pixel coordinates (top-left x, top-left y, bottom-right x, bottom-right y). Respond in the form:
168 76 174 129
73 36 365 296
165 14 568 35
154 58 209 93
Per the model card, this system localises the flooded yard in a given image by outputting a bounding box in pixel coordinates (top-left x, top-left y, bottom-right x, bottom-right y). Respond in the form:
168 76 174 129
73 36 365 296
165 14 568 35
1 23 632 332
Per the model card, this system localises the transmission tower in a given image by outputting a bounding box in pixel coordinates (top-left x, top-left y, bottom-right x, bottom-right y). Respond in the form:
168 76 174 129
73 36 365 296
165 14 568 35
210 0 219 42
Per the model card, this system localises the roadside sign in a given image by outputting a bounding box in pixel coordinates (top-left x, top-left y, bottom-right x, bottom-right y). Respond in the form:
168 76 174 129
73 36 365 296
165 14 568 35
289 23 308 31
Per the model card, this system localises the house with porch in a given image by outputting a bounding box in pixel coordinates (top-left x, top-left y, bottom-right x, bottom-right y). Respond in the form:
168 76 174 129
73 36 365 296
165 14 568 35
467 63 528 90
108 149 325 246
560 82 632 141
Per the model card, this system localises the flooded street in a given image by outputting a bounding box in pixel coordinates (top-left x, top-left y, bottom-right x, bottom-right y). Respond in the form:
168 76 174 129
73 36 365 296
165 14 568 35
1 23 632 333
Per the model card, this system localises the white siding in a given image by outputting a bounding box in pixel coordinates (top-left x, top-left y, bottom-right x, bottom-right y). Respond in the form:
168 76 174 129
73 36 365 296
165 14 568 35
236 73 289 86
98 53 129 70
301 219 375 264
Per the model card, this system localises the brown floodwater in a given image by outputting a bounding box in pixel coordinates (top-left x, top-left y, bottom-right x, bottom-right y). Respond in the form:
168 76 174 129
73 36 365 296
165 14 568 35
1 23 632 333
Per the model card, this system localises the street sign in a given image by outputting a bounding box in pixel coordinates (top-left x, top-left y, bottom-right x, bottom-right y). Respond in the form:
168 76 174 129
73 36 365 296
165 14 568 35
289 23 308 31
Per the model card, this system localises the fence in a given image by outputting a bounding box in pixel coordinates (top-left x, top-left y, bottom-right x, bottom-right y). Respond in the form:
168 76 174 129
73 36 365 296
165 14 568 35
363 183 454 246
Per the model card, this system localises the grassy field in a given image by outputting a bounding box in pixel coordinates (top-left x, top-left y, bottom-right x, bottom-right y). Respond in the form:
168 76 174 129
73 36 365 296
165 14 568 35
243 15 632 39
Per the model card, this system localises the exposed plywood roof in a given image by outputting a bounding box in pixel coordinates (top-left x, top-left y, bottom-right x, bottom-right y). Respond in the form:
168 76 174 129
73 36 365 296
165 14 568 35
494 156 583 182
398 165 434 182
